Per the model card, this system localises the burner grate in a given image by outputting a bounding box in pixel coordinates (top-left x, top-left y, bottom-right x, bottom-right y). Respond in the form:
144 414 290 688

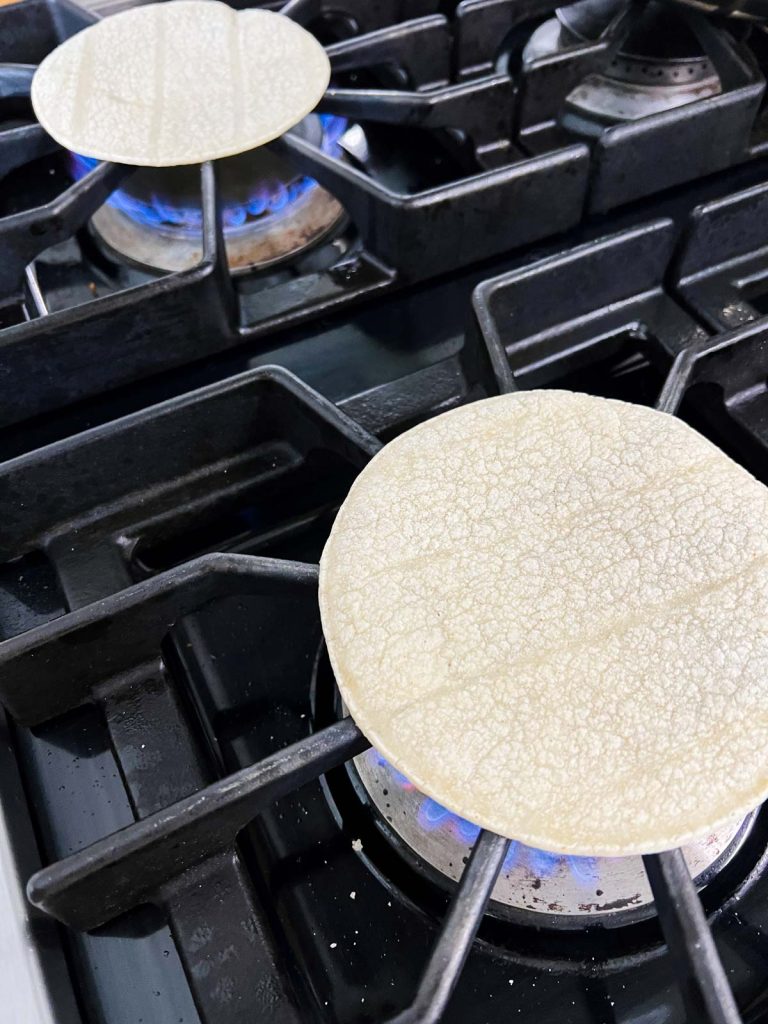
471 204 768 493
675 178 768 329
0 256 763 1021
0 553 744 1024
0 365 381 1024
455 0 765 211
0 0 590 431
3 0 766 432
470 216 708 398
3 3 768 1019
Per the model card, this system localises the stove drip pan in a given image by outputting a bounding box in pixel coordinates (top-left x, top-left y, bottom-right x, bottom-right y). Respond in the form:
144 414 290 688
355 747 755 920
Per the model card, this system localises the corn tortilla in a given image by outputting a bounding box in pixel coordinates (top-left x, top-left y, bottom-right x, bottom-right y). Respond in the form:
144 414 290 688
31 1 330 167
319 391 768 856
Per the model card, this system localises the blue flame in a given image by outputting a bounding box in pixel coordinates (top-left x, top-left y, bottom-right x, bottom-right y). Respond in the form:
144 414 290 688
566 854 600 884
527 847 561 879
70 114 347 233
368 749 600 882
371 750 416 791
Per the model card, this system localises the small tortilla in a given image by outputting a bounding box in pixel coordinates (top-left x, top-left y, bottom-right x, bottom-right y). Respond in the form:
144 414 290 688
320 391 768 856
31 1 330 167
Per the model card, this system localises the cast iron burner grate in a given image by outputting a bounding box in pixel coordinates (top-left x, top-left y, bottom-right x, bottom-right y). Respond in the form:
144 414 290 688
3 2 768 1022
3 206 768 1020
3 0 768 434
0 374 752 1024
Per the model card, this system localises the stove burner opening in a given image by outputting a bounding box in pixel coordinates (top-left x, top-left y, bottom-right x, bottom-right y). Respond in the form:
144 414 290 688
355 747 754 921
69 114 348 274
522 0 725 136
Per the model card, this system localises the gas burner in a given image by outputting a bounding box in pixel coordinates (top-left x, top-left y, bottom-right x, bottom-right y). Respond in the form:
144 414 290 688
70 114 349 274
523 0 723 136
355 748 755 921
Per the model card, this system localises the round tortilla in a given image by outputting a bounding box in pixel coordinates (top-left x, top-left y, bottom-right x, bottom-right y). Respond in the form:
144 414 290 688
320 391 768 856
31 1 330 167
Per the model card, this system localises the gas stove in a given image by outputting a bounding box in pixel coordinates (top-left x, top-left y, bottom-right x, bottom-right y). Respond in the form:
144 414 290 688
2 0 768 1022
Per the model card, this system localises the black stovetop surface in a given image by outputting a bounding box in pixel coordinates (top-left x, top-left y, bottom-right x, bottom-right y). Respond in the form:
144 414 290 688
4 1 768 1022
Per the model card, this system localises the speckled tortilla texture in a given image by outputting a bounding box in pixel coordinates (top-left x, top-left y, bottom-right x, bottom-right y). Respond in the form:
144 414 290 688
319 391 768 856
31 1 330 166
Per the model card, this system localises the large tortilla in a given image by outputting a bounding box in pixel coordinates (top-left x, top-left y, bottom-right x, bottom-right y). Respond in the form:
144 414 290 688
320 391 768 856
31 1 330 167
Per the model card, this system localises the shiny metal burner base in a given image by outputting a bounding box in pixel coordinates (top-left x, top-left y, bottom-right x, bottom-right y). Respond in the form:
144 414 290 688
523 8 722 138
89 184 346 275
355 748 754 921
